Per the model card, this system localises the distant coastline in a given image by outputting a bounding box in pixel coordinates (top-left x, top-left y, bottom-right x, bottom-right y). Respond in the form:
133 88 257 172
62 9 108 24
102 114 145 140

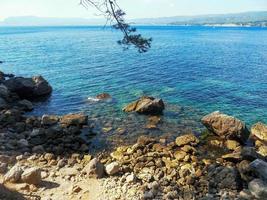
1 11 267 27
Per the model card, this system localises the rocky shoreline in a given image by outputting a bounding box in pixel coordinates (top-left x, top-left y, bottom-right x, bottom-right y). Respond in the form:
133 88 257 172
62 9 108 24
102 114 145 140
0 71 267 200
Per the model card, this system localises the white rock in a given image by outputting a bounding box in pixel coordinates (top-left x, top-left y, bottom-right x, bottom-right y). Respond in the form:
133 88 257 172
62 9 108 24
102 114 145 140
105 162 120 175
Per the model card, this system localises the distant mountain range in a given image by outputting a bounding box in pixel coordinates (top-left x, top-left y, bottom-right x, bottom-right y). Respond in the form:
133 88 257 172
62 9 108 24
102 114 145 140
1 11 267 27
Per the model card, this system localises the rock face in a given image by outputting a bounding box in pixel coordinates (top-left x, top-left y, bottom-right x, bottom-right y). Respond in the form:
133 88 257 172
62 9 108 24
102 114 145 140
175 133 199 147
4 165 23 183
105 162 120 175
201 111 249 142
21 167 41 185
4 75 52 99
82 158 104 178
60 113 88 127
251 122 267 142
123 96 165 115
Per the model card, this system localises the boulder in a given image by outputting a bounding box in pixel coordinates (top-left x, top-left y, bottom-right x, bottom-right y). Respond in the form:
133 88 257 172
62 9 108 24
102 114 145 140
249 159 267 181
201 111 249 142
60 113 88 127
175 133 199 147
105 162 120 175
251 122 267 143
123 96 165 115
248 179 267 199
4 76 52 99
21 167 41 185
4 165 23 183
82 158 104 178
18 99 33 111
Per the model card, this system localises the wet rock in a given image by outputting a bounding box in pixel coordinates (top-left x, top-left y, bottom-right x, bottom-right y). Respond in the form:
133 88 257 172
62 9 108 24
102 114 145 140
60 113 88 127
82 158 104 178
4 165 23 183
18 99 33 111
175 133 199 147
96 93 111 100
4 75 52 99
105 162 120 175
249 159 267 181
21 167 41 185
248 179 267 199
201 111 249 143
123 96 165 115
41 114 59 126
251 122 267 142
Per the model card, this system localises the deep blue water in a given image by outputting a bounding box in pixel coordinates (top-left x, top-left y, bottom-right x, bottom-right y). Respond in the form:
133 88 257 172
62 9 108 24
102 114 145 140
0 26 266 143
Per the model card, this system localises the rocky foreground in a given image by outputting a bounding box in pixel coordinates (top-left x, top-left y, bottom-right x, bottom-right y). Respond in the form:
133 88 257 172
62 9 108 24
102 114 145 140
0 71 267 200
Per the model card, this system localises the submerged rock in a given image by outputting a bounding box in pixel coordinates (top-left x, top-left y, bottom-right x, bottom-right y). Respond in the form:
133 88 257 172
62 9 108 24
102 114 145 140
4 75 52 99
201 111 249 143
60 113 88 127
96 93 111 100
123 96 165 115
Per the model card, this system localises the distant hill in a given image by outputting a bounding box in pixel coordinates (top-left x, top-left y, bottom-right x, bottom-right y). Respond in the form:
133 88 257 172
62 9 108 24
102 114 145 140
1 11 267 27
132 11 267 27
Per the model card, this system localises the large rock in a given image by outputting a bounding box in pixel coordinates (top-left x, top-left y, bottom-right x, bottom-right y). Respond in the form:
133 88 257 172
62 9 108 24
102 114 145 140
123 96 165 115
251 122 267 143
21 167 41 185
60 113 88 127
248 179 267 199
175 133 199 147
0 97 8 109
4 165 23 183
82 158 104 178
0 84 9 99
249 159 267 181
201 111 249 142
105 162 120 175
4 75 52 99
18 99 33 111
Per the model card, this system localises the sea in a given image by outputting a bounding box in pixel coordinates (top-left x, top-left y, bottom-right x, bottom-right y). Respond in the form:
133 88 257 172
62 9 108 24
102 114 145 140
0 26 266 148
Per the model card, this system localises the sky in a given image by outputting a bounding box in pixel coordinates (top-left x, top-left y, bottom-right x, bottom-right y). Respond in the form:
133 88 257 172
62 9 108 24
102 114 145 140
0 0 267 21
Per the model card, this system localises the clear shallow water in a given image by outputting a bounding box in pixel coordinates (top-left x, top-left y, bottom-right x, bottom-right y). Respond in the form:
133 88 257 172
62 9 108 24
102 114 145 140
0 26 267 145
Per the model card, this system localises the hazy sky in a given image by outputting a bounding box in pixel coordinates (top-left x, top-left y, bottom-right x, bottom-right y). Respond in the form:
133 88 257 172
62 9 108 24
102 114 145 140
0 0 267 21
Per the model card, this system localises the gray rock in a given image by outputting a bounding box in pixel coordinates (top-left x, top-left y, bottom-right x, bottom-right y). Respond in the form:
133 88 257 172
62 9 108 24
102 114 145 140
0 84 9 99
105 162 120 175
123 96 165 115
21 167 41 185
82 158 104 178
248 179 267 199
249 159 267 181
4 75 52 99
0 97 8 109
4 165 23 183
201 111 249 143
18 99 33 111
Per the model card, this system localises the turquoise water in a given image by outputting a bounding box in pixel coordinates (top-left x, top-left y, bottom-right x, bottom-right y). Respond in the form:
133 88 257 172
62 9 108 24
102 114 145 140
0 26 267 145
